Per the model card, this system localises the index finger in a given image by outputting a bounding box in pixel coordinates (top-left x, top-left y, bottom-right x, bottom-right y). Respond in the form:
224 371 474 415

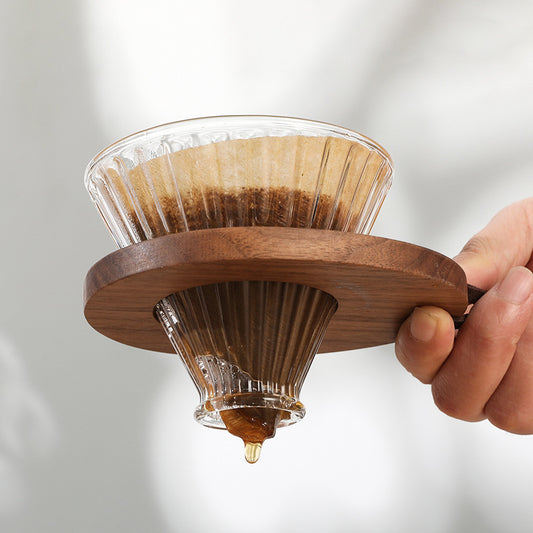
454 197 533 289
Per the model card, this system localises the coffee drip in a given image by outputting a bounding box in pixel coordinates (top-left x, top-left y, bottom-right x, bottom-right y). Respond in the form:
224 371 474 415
220 407 282 463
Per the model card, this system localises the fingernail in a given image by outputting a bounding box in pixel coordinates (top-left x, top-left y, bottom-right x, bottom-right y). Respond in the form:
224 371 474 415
410 307 438 342
497 267 533 304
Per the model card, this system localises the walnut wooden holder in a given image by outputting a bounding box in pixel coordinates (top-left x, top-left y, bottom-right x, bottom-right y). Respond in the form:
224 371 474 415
83 227 468 354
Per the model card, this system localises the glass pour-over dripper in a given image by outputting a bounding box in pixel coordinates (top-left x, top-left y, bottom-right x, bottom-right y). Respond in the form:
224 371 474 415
84 116 393 462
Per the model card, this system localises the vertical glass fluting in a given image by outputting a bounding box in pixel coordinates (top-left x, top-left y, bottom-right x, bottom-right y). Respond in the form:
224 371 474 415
155 281 338 431
85 125 393 247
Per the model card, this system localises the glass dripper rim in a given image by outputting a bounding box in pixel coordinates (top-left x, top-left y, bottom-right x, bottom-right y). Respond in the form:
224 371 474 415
84 114 393 190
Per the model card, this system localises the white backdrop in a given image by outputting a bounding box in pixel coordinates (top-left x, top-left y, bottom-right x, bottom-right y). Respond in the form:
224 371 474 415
1 1 532 531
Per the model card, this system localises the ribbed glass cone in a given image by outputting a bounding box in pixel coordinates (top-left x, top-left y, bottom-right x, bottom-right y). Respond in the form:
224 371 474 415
155 281 338 438
85 116 393 455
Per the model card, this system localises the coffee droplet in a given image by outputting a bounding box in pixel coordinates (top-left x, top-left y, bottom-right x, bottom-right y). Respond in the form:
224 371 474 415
220 406 283 463
244 442 262 464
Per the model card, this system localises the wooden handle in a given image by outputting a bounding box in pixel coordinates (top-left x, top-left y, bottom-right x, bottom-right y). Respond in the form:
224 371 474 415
83 227 468 354
453 285 487 328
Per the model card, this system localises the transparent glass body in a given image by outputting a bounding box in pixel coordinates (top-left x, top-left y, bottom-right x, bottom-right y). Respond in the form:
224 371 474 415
85 116 393 459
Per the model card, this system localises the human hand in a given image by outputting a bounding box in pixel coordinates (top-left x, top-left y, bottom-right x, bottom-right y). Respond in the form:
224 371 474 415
395 198 533 433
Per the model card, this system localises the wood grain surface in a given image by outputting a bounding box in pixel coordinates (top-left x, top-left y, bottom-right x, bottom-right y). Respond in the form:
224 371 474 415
83 227 468 354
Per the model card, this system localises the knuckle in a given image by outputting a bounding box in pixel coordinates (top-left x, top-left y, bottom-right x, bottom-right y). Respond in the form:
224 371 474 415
461 234 492 258
432 378 485 422
432 380 465 420
472 313 520 346
465 299 523 348
485 400 533 435
514 198 533 246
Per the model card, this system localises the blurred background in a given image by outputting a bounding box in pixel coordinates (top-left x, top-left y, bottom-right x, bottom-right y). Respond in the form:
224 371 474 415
1 0 532 531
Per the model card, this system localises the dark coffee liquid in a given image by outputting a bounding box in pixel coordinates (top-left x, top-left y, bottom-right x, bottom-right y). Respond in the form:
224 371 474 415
220 407 282 463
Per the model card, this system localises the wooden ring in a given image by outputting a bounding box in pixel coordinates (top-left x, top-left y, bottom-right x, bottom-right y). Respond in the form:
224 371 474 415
83 227 467 354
